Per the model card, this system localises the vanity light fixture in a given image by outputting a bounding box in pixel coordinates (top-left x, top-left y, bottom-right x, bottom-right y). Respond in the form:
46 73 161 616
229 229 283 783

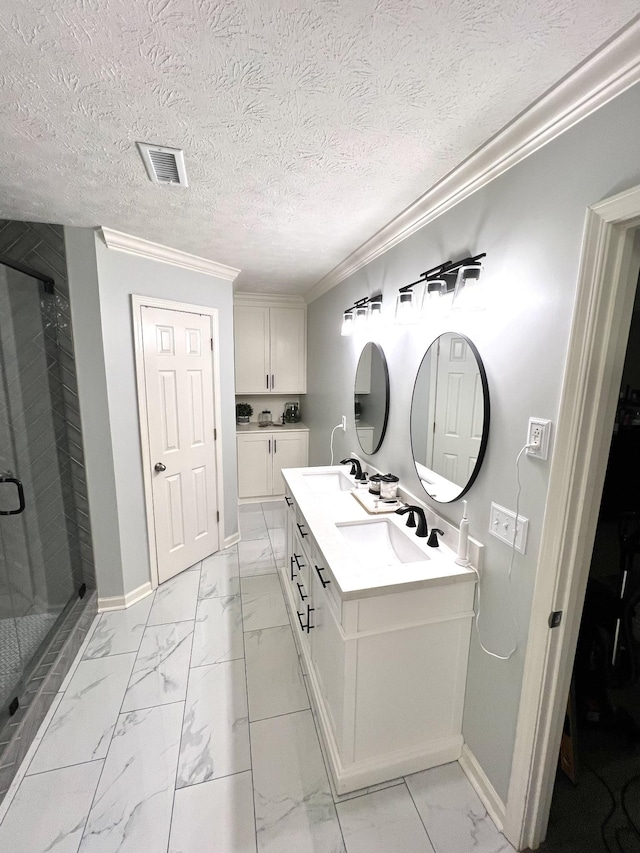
396 252 486 321
340 294 383 336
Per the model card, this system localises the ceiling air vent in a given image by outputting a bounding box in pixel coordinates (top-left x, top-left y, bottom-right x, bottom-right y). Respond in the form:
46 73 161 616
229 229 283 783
136 142 188 187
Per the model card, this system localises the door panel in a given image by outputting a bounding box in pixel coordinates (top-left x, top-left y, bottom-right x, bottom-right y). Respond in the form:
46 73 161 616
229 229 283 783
270 307 306 393
142 307 219 583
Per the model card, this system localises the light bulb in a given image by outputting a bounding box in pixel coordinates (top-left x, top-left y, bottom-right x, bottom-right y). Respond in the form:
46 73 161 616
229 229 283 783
395 291 418 324
452 264 484 311
341 309 355 335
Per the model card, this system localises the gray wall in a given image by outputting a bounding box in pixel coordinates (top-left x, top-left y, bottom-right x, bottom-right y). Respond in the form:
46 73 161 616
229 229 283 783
305 82 640 801
65 228 238 601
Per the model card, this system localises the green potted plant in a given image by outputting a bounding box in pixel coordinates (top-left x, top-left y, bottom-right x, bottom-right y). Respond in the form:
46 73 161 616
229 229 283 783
236 402 253 424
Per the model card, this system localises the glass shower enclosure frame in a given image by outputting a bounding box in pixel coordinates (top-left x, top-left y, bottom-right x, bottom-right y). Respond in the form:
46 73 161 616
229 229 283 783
0 253 94 782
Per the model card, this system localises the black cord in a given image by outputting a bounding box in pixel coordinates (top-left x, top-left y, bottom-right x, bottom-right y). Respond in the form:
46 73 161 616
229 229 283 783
582 760 620 853
621 773 640 843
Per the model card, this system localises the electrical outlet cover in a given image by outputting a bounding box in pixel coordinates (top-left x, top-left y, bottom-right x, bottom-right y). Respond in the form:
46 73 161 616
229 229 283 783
526 417 552 460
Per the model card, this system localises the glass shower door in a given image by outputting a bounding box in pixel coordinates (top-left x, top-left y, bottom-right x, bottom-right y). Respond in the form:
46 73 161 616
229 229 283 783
0 262 80 710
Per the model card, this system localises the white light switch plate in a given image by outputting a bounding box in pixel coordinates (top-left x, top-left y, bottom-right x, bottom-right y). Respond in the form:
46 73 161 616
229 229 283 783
489 502 529 553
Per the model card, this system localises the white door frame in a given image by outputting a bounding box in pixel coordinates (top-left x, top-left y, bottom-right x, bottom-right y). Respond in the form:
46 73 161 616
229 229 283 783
504 185 640 850
131 295 225 590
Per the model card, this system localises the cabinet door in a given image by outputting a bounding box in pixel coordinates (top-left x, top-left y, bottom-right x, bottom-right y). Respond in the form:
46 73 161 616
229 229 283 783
234 306 270 393
270 307 306 393
272 431 309 495
237 433 272 498
310 563 345 745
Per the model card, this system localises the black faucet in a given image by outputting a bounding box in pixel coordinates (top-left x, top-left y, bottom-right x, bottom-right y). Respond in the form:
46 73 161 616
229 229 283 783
340 457 364 481
396 505 429 538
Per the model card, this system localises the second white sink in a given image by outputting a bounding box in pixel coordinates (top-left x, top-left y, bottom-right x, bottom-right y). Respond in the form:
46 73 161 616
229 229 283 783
336 518 429 566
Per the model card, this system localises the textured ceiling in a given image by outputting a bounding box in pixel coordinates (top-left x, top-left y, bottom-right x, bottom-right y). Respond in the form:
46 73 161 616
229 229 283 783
0 1 638 294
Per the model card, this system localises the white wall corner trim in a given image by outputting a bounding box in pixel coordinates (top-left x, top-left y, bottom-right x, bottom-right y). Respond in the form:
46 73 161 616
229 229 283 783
304 17 640 304
98 581 153 612
97 227 241 282
458 744 506 831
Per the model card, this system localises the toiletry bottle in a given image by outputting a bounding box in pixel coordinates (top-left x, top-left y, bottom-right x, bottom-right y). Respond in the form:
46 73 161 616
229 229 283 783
455 500 470 566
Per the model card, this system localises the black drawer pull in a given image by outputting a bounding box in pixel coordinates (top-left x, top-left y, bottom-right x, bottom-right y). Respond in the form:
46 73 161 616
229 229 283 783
297 522 308 538
293 553 305 570
306 605 315 631
290 556 297 581
315 565 331 588
296 610 306 632
285 496 293 507
296 582 307 601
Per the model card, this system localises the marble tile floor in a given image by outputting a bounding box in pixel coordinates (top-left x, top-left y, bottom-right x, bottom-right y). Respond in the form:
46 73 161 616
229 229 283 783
0 500 515 852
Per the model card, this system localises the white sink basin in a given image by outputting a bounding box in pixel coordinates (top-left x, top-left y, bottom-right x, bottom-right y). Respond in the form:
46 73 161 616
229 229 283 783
303 471 353 493
336 519 429 566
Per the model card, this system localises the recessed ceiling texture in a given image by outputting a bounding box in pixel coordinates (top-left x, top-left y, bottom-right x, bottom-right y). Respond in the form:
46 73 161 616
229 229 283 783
0 1 638 293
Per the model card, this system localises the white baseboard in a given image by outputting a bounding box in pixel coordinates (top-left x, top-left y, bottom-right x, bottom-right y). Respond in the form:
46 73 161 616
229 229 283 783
224 532 240 549
98 581 153 612
458 743 506 831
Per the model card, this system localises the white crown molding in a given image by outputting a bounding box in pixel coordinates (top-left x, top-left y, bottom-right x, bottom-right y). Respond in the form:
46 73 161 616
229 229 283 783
305 17 640 304
234 291 306 307
97 227 241 282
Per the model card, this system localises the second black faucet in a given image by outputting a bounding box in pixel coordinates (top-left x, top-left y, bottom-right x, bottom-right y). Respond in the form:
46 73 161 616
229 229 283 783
396 505 429 538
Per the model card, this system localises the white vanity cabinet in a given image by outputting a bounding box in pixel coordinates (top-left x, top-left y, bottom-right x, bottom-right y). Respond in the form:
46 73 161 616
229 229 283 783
234 302 306 394
237 428 308 499
280 472 476 795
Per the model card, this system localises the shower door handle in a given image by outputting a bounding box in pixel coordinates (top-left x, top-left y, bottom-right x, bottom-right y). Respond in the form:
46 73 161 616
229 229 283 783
0 476 25 515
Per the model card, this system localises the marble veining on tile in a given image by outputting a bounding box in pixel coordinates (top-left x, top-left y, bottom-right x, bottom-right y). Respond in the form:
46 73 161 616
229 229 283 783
199 549 241 600
148 571 200 626
251 710 345 853
261 501 285 531
0 760 103 853
241 574 288 632
336 783 435 852
239 509 269 541
244 626 309 722
177 658 250 788
191 595 244 668
238 538 276 578
406 763 516 853
79 702 184 853
27 653 136 775
122 621 193 712
169 771 257 853
83 596 153 659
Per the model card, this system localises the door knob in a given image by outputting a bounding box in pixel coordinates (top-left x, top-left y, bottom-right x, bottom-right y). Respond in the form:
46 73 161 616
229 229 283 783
154 462 167 472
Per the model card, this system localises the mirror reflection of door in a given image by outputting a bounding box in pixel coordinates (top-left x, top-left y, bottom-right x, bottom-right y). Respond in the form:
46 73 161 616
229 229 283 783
431 334 483 485
411 332 489 503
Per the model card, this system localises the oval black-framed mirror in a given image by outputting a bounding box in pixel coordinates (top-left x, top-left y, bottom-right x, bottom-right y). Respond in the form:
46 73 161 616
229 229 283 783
410 332 489 502
354 342 390 455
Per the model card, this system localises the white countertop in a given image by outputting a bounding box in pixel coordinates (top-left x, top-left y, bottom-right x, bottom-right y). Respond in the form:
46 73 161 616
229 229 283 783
236 421 309 433
282 465 476 601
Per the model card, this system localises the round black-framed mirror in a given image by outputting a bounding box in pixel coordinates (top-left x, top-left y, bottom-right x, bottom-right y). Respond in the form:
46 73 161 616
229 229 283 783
410 332 489 503
354 342 390 455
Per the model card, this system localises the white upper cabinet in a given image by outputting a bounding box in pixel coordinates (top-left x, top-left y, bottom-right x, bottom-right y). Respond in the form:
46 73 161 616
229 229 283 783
234 298 306 394
233 306 270 393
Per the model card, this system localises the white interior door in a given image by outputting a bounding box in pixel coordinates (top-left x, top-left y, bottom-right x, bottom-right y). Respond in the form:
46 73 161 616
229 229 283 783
141 306 219 584
432 335 483 485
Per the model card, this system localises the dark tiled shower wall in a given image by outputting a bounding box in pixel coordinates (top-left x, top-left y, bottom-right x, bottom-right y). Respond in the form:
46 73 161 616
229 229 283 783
0 220 95 593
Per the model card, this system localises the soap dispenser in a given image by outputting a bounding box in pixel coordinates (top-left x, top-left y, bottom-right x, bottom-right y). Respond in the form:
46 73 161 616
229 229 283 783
455 500 470 566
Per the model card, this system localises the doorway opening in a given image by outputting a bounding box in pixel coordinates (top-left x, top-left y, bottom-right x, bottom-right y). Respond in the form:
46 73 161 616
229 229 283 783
541 273 640 853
